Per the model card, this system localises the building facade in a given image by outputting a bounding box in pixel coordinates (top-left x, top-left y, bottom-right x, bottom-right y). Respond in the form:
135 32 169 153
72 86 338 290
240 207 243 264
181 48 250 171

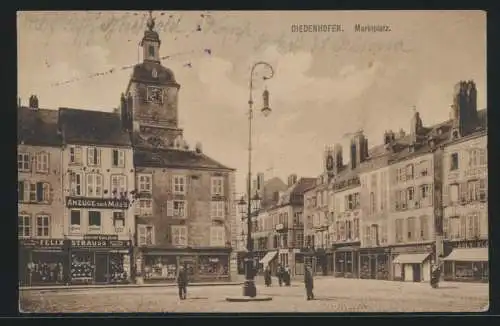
441 81 488 282
125 17 236 283
58 108 135 285
18 97 65 286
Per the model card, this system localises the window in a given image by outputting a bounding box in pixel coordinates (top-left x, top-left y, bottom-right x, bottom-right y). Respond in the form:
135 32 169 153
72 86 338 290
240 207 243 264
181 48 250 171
346 220 352 240
479 179 487 201
317 193 322 207
407 217 416 241
172 226 188 246
469 149 486 167
138 174 152 193
86 174 103 197
113 212 125 232
364 226 371 246
419 216 429 240
339 221 346 240
173 175 186 194
210 226 225 247
111 175 127 196
138 225 155 246
173 200 186 218
211 177 224 196
296 232 304 248
380 224 388 244
395 219 404 243
370 224 379 245
354 193 360 209
18 215 31 237
449 184 459 203
449 216 461 239
35 152 49 173
36 215 50 237
467 180 479 202
69 146 82 164
70 172 83 196
112 149 125 167
18 153 31 171
407 187 415 203
87 147 101 166
345 194 353 210
405 164 414 180
148 45 155 57
210 201 224 219
450 153 459 171
420 185 432 205
138 199 153 216
370 192 376 214
88 211 101 232
353 218 360 239
70 210 81 233
419 160 430 177
18 181 50 203
336 221 341 241
460 215 467 239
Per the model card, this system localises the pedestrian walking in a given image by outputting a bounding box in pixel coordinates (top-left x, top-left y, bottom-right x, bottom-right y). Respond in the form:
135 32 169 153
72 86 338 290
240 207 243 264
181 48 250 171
176 265 188 300
304 265 314 300
264 265 272 287
277 264 284 287
284 265 291 286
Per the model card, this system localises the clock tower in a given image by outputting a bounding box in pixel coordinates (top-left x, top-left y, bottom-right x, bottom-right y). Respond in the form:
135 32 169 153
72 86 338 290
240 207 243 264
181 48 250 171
122 11 184 149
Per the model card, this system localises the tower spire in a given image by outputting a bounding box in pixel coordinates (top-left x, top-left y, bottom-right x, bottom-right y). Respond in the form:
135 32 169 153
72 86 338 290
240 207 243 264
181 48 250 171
146 10 155 31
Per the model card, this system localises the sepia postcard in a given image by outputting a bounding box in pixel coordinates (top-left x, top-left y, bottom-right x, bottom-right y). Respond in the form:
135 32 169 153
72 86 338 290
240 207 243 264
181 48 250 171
17 10 488 313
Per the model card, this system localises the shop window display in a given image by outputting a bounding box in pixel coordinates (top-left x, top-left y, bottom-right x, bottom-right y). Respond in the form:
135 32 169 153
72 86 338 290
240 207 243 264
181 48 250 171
109 253 128 283
144 256 177 280
29 253 65 284
198 256 228 279
71 252 94 282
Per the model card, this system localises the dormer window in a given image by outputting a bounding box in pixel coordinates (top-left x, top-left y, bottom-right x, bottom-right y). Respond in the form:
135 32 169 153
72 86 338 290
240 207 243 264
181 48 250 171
148 45 155 58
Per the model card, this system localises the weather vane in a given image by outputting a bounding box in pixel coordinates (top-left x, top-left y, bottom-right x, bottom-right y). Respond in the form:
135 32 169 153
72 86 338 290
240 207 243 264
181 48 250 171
146 10 155 31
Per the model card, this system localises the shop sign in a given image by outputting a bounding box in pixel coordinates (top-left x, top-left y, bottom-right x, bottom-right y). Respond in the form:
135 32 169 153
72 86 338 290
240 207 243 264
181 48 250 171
19 239 65 248
84 234 118 241
71 239 131 249
275 223 284 231
208 258 219 263
66 197 130 209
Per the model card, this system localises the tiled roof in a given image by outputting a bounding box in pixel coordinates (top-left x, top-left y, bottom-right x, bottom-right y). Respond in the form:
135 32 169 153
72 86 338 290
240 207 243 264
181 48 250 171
133 147 235 171
58 108 132 147
17 107 61 147
274 177 316 207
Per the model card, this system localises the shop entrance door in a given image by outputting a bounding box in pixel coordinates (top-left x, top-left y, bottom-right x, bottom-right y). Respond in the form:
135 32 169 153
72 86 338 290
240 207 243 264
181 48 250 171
412 264 421 282
95 253 109 283
370 256 377 279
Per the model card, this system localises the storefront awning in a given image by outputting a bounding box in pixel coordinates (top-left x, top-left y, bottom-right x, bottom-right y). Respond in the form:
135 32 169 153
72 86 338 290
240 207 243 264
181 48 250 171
259 251 278 265
393 253 430 264
442 248 489 262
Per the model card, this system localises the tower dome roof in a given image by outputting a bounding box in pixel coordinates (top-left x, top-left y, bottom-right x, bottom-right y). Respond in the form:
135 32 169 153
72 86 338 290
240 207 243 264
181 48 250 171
131 61 178 86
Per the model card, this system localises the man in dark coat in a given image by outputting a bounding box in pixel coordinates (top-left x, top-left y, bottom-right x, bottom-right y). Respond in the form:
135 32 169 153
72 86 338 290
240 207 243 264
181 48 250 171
304 265 314 300
264 265 272 287
277 264 284 286
176 265 188 300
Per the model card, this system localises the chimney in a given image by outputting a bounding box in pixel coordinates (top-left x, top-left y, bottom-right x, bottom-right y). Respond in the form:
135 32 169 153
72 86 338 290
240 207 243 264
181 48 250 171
350 138 357 170
410 111 424 145
195 142 203 154
287 174 297 187
350 132 368 169
333 143 343 173
29 95 39 110
252 180 258 192
257 173 264 191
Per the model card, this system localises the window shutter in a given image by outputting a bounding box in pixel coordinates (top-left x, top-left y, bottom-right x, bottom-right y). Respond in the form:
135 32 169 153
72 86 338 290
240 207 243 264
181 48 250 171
36 182 43 202
181 227 187 245
88 148 94 165
34 154 39 171
459 182 467 202
442 184 449 206
18 181 24 201
43 183 50 202
166 200 174 217
75 147 81 163
96 148 101 165
24 181 30 201
137 225 146 246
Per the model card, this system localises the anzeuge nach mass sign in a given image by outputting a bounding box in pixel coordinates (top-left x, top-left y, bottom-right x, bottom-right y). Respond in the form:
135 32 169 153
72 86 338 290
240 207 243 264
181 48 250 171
66 197 130 209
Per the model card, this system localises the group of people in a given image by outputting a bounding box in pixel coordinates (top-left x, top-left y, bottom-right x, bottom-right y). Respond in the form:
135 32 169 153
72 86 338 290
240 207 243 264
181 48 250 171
175 263 316 301
264 264 315 300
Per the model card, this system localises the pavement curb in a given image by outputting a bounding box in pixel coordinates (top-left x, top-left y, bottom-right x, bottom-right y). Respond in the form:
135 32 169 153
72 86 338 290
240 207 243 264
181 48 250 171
20 282 244 291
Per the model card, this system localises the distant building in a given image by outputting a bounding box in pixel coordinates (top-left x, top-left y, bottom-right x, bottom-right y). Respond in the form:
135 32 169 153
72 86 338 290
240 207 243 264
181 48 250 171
17 96 64 286
123 16 236 283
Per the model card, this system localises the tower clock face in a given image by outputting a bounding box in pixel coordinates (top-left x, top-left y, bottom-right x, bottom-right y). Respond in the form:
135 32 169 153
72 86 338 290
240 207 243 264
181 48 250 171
147 86 163 104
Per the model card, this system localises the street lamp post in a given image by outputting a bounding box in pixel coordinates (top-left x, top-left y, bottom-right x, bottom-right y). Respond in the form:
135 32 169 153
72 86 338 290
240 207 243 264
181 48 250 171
237 61 275 298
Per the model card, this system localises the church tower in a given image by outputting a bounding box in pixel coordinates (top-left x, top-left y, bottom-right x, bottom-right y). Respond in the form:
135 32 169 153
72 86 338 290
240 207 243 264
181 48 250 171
123 11 185 150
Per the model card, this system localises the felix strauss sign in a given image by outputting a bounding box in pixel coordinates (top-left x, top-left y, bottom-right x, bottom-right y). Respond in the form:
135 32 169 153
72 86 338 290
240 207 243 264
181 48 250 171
66 197 130 209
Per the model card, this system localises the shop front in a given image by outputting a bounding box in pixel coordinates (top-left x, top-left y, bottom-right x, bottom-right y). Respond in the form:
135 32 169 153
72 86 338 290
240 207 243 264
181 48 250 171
359 247 390 280
390 243 434 282
442 240 488 283
333 244 360 278
69 235 132 285
141 248 231 283
18 239 69 286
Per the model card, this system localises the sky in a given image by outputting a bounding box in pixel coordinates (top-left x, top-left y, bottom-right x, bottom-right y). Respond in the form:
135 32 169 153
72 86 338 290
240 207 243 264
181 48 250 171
17 11 486 195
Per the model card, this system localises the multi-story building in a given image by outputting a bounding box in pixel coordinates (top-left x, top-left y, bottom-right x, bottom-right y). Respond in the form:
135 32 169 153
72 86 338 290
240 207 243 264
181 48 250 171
259 175 315 276
58 107 135 285
441 81 488 282
124 16 236 283
17 96 64 286
358 142 391 280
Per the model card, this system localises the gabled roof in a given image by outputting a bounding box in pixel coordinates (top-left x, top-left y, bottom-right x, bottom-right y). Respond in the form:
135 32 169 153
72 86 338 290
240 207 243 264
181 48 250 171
58 108 132 147
271 177 316 208
17 107 61 147
133 147 235 171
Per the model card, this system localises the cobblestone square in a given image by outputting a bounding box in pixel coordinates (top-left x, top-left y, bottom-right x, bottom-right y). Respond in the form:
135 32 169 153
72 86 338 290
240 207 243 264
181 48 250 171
20 278 489 313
